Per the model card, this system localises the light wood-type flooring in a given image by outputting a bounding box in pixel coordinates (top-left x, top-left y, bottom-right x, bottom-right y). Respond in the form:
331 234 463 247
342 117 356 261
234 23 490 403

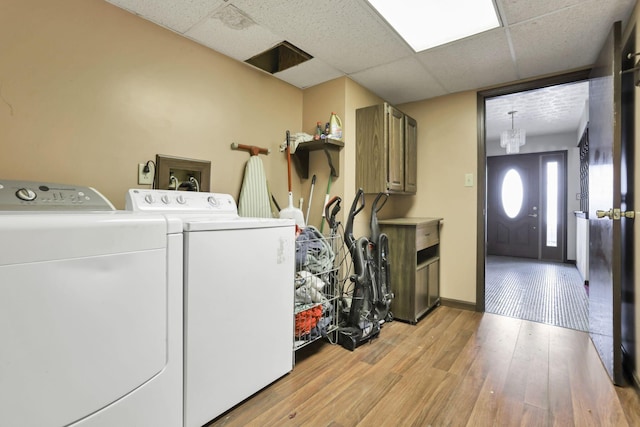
207 306 640 426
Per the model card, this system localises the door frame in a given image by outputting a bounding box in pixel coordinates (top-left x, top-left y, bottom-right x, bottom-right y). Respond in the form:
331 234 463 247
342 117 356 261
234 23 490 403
476 70 591 312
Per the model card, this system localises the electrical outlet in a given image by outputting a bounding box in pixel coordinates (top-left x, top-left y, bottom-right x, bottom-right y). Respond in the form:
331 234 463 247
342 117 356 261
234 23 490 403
138 163 154 185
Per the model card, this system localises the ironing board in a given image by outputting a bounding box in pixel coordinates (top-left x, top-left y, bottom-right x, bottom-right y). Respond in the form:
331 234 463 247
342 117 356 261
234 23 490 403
233 143 273 218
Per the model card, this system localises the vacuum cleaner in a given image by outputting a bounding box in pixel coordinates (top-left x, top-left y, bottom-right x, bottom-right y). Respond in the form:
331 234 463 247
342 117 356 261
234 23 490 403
337 189 381 351
369 192 394 323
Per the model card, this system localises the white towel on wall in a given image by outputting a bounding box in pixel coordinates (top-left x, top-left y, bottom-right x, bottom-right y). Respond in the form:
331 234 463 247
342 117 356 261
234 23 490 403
238 155 272 218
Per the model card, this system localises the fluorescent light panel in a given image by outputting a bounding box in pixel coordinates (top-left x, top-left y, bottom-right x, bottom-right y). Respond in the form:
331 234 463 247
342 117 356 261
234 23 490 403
368 0 501 52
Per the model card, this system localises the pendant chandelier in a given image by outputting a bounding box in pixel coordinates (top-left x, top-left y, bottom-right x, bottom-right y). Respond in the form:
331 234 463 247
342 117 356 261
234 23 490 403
500 110 526 154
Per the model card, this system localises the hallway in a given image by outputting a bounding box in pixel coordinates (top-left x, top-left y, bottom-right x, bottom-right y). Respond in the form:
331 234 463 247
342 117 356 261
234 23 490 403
485 256 588 331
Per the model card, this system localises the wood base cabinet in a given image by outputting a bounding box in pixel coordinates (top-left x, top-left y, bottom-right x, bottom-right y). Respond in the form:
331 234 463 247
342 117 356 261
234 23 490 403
378 217 442 324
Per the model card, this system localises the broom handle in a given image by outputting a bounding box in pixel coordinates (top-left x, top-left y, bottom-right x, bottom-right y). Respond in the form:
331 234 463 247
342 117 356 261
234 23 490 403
286 131 292 192
320 175 332 233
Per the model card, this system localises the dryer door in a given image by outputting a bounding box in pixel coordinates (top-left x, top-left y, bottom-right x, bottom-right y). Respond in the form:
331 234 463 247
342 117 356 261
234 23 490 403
0 215 168 427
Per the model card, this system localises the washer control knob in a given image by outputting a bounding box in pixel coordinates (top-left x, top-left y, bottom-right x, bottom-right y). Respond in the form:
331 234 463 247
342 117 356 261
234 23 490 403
176 195 186 204
144 194 155 204
207 196 218 206
161 195 170 204
16 188 37 201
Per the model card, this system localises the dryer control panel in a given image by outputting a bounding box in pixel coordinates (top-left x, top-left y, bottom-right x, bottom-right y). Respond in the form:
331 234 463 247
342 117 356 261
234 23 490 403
0 180 115 211
126 189 238 216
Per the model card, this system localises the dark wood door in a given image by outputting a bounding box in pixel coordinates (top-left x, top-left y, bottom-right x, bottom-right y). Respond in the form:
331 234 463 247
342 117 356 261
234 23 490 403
620 24 636 387
588 21 624 385
487 153 540 258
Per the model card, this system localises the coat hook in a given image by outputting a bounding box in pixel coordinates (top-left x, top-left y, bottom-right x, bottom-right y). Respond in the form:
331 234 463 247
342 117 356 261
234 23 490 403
230 142 270 156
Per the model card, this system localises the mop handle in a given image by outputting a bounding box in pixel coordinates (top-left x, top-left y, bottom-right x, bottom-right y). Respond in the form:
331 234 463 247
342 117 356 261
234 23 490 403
286 131 292 192
322 176 332 217
305 174 316 224
322 194 330 217
320 176 332 233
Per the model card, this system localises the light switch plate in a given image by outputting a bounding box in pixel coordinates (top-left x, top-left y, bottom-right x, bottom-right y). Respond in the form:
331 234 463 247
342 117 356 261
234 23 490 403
464 173 474 187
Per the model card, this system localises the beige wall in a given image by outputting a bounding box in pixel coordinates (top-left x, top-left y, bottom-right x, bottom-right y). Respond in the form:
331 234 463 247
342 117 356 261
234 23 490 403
301 77 385 234
0 0 480 306
344 80 387 238
0 0 302 209
4 0 575 310
400 92 479 304
302 81 481 306
301 78 346 229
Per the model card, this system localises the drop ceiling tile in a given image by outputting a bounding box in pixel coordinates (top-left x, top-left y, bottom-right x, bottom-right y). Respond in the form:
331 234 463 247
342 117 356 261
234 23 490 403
106 0 637 106
106 0 224 33
350 57 447 105
274 58 343 89
510 0 631 79
417 28 518 93
234 0 414 74
497 0 584 25
185 5 282 62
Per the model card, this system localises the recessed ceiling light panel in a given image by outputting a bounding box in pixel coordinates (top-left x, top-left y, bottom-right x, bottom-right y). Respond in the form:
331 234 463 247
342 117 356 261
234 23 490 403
367 0 501 52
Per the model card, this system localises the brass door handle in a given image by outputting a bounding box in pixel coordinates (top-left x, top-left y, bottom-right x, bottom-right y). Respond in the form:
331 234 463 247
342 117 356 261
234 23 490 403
596 208 635 220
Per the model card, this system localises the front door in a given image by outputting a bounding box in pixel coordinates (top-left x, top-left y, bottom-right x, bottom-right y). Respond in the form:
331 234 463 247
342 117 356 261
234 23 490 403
487 152 567 261
588 21 625 385
487 153 540 258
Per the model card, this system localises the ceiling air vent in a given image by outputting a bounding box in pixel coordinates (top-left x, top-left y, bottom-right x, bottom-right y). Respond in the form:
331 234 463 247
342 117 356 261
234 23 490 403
245 41 312 74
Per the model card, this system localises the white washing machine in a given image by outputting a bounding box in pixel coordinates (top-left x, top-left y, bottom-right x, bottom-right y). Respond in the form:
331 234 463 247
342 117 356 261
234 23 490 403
0 180 182 427
126 189 295 427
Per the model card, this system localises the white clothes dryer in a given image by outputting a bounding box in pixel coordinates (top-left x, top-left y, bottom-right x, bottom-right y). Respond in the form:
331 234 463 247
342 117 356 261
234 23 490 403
126 189 295 427
0 180 182 427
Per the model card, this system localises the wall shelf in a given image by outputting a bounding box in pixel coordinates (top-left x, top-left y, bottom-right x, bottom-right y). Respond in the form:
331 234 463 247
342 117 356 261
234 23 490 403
292 138 344 178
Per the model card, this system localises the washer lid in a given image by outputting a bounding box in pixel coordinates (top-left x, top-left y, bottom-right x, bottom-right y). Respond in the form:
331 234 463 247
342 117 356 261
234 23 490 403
183 216 294 231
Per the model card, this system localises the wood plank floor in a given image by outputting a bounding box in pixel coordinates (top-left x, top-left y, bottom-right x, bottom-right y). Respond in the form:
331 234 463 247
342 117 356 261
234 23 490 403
206 306 640 427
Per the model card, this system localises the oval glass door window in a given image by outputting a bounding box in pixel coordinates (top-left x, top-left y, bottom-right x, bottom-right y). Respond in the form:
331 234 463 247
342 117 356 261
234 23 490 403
501 169 523 218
